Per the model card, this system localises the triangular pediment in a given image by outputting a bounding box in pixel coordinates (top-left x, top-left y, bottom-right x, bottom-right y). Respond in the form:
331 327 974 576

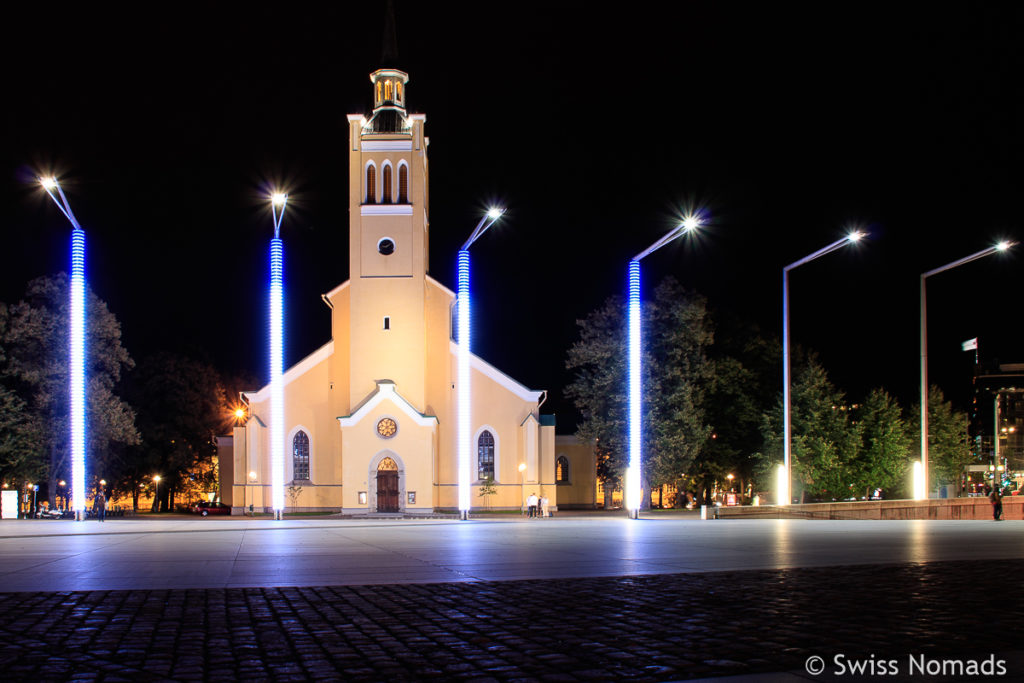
337 380 438 428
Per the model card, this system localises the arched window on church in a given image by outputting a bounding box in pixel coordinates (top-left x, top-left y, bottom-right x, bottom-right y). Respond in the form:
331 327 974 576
293 431 310 481
556 455 569 484
365 164 376 204
382 164 393 204
477 430 495 481
398 164 408 203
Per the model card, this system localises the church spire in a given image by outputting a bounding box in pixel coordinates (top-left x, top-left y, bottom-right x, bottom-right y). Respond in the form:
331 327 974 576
380 0 399 68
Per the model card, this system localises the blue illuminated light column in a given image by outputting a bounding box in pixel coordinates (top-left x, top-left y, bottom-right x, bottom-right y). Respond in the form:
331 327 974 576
456 208 504 521
626 260 642 517
782 230 864 505
269 193 288 519
40 178 87 521
626 217 700 520
457 250 471 519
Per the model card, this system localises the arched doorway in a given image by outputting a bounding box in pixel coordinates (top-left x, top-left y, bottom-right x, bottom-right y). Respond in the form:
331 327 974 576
376 457 399 512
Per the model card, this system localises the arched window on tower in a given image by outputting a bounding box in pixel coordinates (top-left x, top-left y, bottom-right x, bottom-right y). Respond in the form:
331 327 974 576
293 431 310 481
398 164 408 203
477 430 495 481
375 80 382 105
365 165 376 204
396 80 403 103
382 165 393 204
384 79 393 101
556 455 570 484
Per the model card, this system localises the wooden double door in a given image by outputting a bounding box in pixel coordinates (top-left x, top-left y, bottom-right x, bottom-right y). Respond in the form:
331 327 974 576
376 470 399 512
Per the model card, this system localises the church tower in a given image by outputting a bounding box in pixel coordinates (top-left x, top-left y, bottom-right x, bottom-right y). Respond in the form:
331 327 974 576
345 68 430 411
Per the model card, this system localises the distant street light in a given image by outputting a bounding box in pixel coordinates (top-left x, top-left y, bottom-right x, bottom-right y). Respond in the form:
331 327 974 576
457 208 504 521
627 216 701 520
783 231 864 506
153 475 162 513
918 241 1014 499
268 192 288 520
39 176 87 521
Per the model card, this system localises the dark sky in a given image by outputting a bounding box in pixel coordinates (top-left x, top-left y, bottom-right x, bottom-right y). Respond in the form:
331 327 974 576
2 3 1021 426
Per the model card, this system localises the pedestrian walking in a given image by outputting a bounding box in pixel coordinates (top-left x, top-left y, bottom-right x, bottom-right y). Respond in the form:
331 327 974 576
96 490 106 522
990 487 1003 521
527 492 538 518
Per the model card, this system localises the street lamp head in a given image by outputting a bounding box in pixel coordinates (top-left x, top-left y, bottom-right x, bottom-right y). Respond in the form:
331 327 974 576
996 240 1014 252
235 408 246 419
518 463 527 473
153 475 161 483
487 207 504 220
271 192 288 207
249 470 257 481
680 216 701 232
39 176 58 190
847 230 865 242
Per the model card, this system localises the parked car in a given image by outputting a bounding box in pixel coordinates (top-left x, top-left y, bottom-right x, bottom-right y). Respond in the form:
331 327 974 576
192 501 231 516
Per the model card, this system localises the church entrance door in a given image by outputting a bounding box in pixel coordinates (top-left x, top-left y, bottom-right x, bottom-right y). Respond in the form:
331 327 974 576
376 457 400 512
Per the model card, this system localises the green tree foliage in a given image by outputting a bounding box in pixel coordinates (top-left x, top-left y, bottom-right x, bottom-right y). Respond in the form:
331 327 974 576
756 355 860 501
565 277 713 507
909 385 970 491
851 388 912 498
696 319 779 503
125 352 228 511
0 275 138 504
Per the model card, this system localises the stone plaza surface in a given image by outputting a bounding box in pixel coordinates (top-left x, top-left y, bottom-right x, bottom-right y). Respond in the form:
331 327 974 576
1 515 1022 681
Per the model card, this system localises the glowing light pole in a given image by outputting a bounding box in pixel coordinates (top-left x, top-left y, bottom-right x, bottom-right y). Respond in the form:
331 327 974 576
627 217 700 520
457 208 504 520
918 241 1013 500
783 231 864 506
40 177 87 521
269 192 288 520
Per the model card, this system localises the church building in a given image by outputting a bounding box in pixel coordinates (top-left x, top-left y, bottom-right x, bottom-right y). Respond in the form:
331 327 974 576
224 66 562 514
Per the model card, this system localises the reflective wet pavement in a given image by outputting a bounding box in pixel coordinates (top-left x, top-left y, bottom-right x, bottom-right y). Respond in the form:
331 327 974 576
0 516 1022 681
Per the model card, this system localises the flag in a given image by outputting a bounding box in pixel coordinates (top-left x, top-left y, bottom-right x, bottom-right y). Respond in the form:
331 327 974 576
962 338 978 352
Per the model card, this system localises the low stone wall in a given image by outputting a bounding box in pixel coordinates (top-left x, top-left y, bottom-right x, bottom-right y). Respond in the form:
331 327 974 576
715 496 1023 520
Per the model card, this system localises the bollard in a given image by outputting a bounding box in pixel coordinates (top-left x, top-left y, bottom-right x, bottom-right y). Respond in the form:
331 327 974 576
701 505 712 520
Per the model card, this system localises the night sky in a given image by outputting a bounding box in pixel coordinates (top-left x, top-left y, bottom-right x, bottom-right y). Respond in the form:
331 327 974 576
2 3 1021 427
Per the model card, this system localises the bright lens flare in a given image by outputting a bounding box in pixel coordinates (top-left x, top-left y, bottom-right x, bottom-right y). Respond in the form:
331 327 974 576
40 177 58 190
271 192 287 207
996 240 1013 252
848 230 865 242
681 216 700 232
487 207 504 219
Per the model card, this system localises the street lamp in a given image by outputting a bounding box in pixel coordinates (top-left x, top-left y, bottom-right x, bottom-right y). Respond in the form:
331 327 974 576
627 216 701 520
457 207 504 521
248 470 257 516
783 230 864 506
153 475 161 513
268 192 288 520
918 240 1014 499
39 176 87 521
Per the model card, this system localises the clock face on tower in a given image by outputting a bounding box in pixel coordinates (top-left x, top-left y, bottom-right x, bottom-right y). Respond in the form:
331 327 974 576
376 417 397 438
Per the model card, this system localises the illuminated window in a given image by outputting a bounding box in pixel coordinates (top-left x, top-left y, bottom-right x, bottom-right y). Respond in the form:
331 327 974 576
556 455 569 483
396 81 403 103
477 430 495 480
398 164 408 203
365 165 376 204
293 431 310 481
382 164 393 204
375 80 382 105
384 79 393 100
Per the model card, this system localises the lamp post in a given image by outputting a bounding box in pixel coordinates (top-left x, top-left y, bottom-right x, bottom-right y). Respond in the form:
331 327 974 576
918 241 1014 499
781 231 864 506
39 177 87 521
627 217 700 520
248 470 257 516
457 208 504 521
153 475 161 513
268 192 288 520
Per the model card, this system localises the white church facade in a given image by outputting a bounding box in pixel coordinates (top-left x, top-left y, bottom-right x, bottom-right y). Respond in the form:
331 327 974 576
223 67 562 514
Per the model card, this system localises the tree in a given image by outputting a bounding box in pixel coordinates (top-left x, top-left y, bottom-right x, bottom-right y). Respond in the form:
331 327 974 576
1 274 138 506
565 277 713 509
755 354 860 502
909 385 970 492
125 352 226 512
851 388 912 498
478 476 497 509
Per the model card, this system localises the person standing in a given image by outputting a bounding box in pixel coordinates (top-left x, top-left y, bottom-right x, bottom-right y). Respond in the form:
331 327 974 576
990 487 1003 521
96 489 106 523
527 492 538 518
540 495 549 518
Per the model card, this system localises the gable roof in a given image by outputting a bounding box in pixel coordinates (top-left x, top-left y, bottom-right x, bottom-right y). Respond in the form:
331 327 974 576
337 380 438 428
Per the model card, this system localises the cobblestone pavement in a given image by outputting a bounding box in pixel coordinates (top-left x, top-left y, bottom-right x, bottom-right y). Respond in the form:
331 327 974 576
1 559 1022 682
